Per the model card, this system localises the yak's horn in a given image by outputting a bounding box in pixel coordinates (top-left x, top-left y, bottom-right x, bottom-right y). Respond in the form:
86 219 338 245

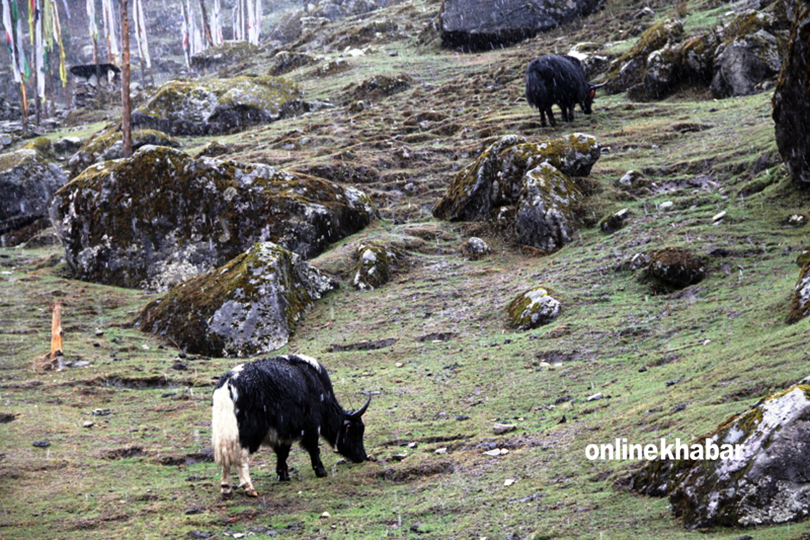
348 396 371 419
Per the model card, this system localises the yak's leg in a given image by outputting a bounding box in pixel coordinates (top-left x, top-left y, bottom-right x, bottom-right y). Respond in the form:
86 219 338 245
301 433 327 478
274 443 292 481
220 462 233 497
235 451 258 497
545 107 557 127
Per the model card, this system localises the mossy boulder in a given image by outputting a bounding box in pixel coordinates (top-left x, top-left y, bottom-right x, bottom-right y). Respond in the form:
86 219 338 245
0 149 67 246
67 129 182 179
49 145 377 291
271 50 319 75
461 237 491 260
138 242 337 357
603 20 684 94
346 74 412 103
131 75 304 136
773 4 810 185
190 41 260 71
352 242 397 290
507 286 561 330
23 136 54 159
632 385 810 528
787 262 810 324
599 208 631 233
710 29 781 98
647 247 706 289
433 134 599 251
513 163 584 252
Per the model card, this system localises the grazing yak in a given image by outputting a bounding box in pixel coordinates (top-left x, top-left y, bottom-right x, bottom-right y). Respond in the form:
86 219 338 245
212 354 370 497
525 54 602 127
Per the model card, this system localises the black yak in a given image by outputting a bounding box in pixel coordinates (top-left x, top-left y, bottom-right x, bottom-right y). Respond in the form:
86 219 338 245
525 54 601 127
212 354 370 497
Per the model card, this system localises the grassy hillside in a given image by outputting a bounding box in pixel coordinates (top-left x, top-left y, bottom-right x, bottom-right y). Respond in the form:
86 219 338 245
2 0 810 539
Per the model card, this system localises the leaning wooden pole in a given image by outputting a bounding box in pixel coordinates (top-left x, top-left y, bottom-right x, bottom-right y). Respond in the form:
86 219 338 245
198 0 213 47
49 303 63 358
120 0 132 157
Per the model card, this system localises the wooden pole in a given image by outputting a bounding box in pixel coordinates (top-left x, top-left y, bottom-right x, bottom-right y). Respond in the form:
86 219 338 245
49 303 63 358
121 0 132 157
198 0 213 47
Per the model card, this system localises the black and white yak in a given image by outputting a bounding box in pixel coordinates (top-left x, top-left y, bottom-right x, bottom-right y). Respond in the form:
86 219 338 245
212 354 370 497
525 54 603 127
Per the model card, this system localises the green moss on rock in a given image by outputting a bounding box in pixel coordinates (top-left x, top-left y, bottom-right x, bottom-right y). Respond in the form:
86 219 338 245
49 145 377 290
138 241 337 357
190 40 260 71
132 75 304 136
68 129 182 179
507 285 561 330
634 384 810 528
787 262 810 324
352 242 399 290
647 247 706 289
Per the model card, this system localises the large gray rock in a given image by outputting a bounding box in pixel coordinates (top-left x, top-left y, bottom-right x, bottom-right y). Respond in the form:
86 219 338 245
773 4 810 185
67 129 182 179
49 145 376 291
440 0 605 51
0 149 67 246
711 29 782 98
138 242 337 357
633 384 810 528
131 75 305 136
433 134 600 252
514 163 583 252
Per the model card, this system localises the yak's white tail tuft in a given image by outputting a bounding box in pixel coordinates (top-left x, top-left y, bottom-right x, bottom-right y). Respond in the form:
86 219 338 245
212 382 243 469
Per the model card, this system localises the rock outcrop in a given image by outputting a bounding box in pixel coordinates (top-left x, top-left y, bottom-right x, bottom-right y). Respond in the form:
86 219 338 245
0 149 67 246
190 41 260 71
49 146 376 291
131 75 305 136
139 242 337 357
67 129 182 179
787 262 810 324
440 0 605 51
647 247 706 289
352 242 397 291
773 4 810 185
603 10 785 101
632 385 810 528
508 286 561 330
433 134 600 252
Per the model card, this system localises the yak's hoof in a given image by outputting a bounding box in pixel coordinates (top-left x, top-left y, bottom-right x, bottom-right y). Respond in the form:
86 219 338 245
314 467 328 478
277 472 290 482
220 484 233 498
245 487 258 497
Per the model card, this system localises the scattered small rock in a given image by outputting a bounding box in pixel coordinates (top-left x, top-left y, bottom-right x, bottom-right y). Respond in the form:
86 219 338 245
483 448 509 457
32 441 51 448
92 408 111 416
493 423 517 435
320 511 331 519
461 237 491 260
711 211 727 223
504 478 516 487
586 393 603 402
600 208 631 234
434 447 448 455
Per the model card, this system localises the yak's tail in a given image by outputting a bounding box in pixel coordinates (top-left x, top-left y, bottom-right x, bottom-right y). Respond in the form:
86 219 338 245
525 63 544 109
212 381 243 469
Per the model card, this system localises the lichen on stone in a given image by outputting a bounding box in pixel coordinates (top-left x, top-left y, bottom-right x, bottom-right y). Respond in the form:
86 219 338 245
138 241 337 357
132 75 304 136
507 285 561 330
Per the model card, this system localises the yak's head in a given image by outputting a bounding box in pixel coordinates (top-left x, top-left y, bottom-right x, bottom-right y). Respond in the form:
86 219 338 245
337 396 371 463
582 82 606 115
